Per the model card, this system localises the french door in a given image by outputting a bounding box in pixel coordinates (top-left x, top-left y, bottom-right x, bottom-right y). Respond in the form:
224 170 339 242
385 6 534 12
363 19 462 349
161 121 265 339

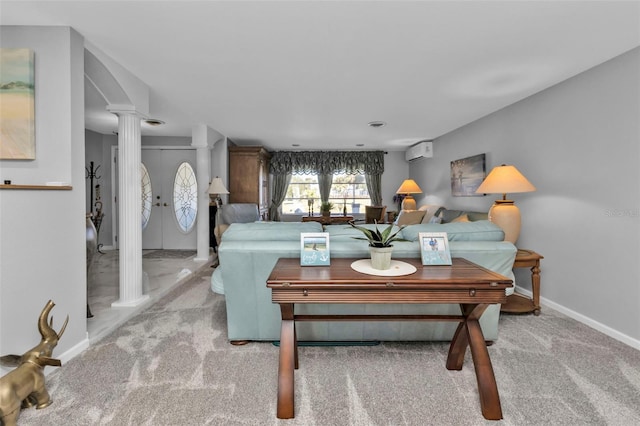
114 148 198 250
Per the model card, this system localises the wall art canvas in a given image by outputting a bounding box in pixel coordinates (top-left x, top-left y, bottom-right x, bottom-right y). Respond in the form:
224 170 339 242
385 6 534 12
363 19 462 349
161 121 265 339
0 48 35 160
450 153 486 196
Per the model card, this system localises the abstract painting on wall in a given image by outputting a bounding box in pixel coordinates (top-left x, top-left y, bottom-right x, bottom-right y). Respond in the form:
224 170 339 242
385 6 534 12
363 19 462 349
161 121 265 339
0 48 35 160
450 153 486 196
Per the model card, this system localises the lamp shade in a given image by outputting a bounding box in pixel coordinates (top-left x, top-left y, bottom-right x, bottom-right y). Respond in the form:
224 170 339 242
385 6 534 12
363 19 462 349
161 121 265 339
475 165 535 198
396 179 422 195
207 177 229 195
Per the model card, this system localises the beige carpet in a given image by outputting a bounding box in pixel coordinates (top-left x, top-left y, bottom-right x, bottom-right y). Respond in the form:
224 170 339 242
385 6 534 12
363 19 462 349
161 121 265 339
15 268 640 425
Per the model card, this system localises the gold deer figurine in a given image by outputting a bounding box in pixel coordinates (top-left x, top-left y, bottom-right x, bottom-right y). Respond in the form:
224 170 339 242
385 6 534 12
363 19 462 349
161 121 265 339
0 300 68 426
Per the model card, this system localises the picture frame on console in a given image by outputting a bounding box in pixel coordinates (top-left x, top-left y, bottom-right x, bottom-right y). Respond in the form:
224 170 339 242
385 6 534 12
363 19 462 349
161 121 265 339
450 153 486 196
300 232 330 266
419 232 452 265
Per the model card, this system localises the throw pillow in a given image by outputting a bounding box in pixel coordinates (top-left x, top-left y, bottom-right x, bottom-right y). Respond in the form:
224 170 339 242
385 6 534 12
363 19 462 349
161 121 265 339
396 210 426 226
467 211 489 221
428 215 442 224
419 204 444 223
451 214 470 223
440 209 465 223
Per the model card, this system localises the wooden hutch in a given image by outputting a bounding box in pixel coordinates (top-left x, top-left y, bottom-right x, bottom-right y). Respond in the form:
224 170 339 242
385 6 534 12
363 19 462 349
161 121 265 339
228 146 271 220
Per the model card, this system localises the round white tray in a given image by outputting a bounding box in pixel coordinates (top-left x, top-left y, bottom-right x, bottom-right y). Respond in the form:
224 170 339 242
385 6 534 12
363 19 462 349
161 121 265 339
350 259 417 276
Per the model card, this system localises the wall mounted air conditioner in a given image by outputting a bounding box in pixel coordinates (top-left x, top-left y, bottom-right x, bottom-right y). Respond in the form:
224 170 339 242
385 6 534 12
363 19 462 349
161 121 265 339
405 141 433 162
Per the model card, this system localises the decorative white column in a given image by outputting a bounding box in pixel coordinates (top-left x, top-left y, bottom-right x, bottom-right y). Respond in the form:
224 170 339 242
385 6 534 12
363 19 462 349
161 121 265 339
192 124 212 261
108 105 149 308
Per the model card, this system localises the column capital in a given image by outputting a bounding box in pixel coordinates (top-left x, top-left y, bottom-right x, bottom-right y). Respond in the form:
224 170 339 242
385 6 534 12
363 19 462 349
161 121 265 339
107 104 148 119
191 139 210 149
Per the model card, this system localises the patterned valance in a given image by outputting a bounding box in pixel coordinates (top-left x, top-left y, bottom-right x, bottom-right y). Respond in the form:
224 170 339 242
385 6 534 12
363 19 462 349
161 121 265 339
270 151 384 175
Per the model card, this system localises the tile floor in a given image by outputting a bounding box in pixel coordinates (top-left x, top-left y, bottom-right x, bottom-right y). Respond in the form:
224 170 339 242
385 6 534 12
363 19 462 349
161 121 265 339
86 249 214 343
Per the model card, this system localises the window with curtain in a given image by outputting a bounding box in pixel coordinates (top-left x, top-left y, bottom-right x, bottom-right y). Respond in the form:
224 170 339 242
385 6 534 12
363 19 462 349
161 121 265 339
329 173 370 214
283 172 370 215
284 173 319 214
271 150 383 218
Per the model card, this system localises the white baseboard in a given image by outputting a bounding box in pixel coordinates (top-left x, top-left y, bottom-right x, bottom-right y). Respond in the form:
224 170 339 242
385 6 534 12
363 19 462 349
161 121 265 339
514 286 640 351
44 336 90 376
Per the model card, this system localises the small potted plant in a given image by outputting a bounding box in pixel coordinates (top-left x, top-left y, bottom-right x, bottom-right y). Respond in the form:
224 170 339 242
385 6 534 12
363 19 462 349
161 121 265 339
349 222 407 270
320 201 334 217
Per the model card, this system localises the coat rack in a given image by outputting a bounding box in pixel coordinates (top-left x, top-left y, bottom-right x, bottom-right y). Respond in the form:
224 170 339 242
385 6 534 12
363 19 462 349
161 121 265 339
85 161 101 215
85 161 104 253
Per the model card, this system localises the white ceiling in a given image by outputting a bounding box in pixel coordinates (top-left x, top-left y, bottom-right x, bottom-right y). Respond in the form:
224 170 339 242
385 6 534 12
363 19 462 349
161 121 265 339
2 1 639 151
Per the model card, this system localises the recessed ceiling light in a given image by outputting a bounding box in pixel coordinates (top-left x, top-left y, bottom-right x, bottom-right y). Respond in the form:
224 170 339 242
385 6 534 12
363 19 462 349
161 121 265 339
144 119 165 126
368 121 386 128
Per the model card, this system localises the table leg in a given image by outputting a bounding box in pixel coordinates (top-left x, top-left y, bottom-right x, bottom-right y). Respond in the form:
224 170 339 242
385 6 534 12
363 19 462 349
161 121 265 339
277 303 296 419
293 320 299 370
531 262 541 315
446 321 468 371
446 304 502 420
466 319 503 420
446 304 486 370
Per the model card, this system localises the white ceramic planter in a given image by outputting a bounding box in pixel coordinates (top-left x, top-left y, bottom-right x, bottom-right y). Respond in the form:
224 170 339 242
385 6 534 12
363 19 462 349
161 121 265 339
369 246 393 270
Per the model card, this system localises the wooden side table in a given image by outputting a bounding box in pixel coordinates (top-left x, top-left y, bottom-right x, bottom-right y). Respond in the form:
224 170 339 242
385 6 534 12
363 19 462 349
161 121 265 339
302 215 354 225
500 249 543 316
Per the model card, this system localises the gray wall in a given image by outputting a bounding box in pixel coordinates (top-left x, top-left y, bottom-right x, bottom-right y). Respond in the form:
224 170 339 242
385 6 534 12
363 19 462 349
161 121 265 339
411 47 640 347
381 151 409 214
211 137 229 204
0 26 88 362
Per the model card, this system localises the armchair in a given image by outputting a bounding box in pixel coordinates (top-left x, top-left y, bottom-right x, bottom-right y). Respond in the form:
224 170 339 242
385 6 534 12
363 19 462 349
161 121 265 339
212 203 261 295
214 203 261 242
365 205 387 223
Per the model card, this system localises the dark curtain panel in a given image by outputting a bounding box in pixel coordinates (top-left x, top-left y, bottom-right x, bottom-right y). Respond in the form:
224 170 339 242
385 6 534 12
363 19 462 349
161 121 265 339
318 173 333 203
365 173 383 206
269 173 292 221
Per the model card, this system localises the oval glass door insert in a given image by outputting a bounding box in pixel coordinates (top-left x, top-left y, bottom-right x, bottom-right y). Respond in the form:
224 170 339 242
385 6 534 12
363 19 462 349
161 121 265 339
141 163 152 230
173 162 198 233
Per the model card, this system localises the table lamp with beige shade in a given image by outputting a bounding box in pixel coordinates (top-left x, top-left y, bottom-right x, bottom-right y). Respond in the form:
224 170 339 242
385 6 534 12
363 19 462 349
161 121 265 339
396 179 423 210
475 165 536 244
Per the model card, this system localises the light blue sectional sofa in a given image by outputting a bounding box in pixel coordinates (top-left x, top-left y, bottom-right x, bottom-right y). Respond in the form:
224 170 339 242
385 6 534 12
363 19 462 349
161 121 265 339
212 221 517 343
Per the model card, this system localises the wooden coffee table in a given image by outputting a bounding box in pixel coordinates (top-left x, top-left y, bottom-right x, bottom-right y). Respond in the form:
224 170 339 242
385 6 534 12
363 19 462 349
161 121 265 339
267 257 512 420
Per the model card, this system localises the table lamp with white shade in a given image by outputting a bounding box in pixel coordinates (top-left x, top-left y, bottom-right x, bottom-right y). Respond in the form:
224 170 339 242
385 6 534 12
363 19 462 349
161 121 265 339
475 165 535 244
208 176 229 206
396 179 423 210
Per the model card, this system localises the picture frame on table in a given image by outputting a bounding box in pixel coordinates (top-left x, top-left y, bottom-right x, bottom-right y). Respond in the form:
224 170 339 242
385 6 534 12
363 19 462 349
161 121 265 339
300 232 330 266
419 232 452 265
